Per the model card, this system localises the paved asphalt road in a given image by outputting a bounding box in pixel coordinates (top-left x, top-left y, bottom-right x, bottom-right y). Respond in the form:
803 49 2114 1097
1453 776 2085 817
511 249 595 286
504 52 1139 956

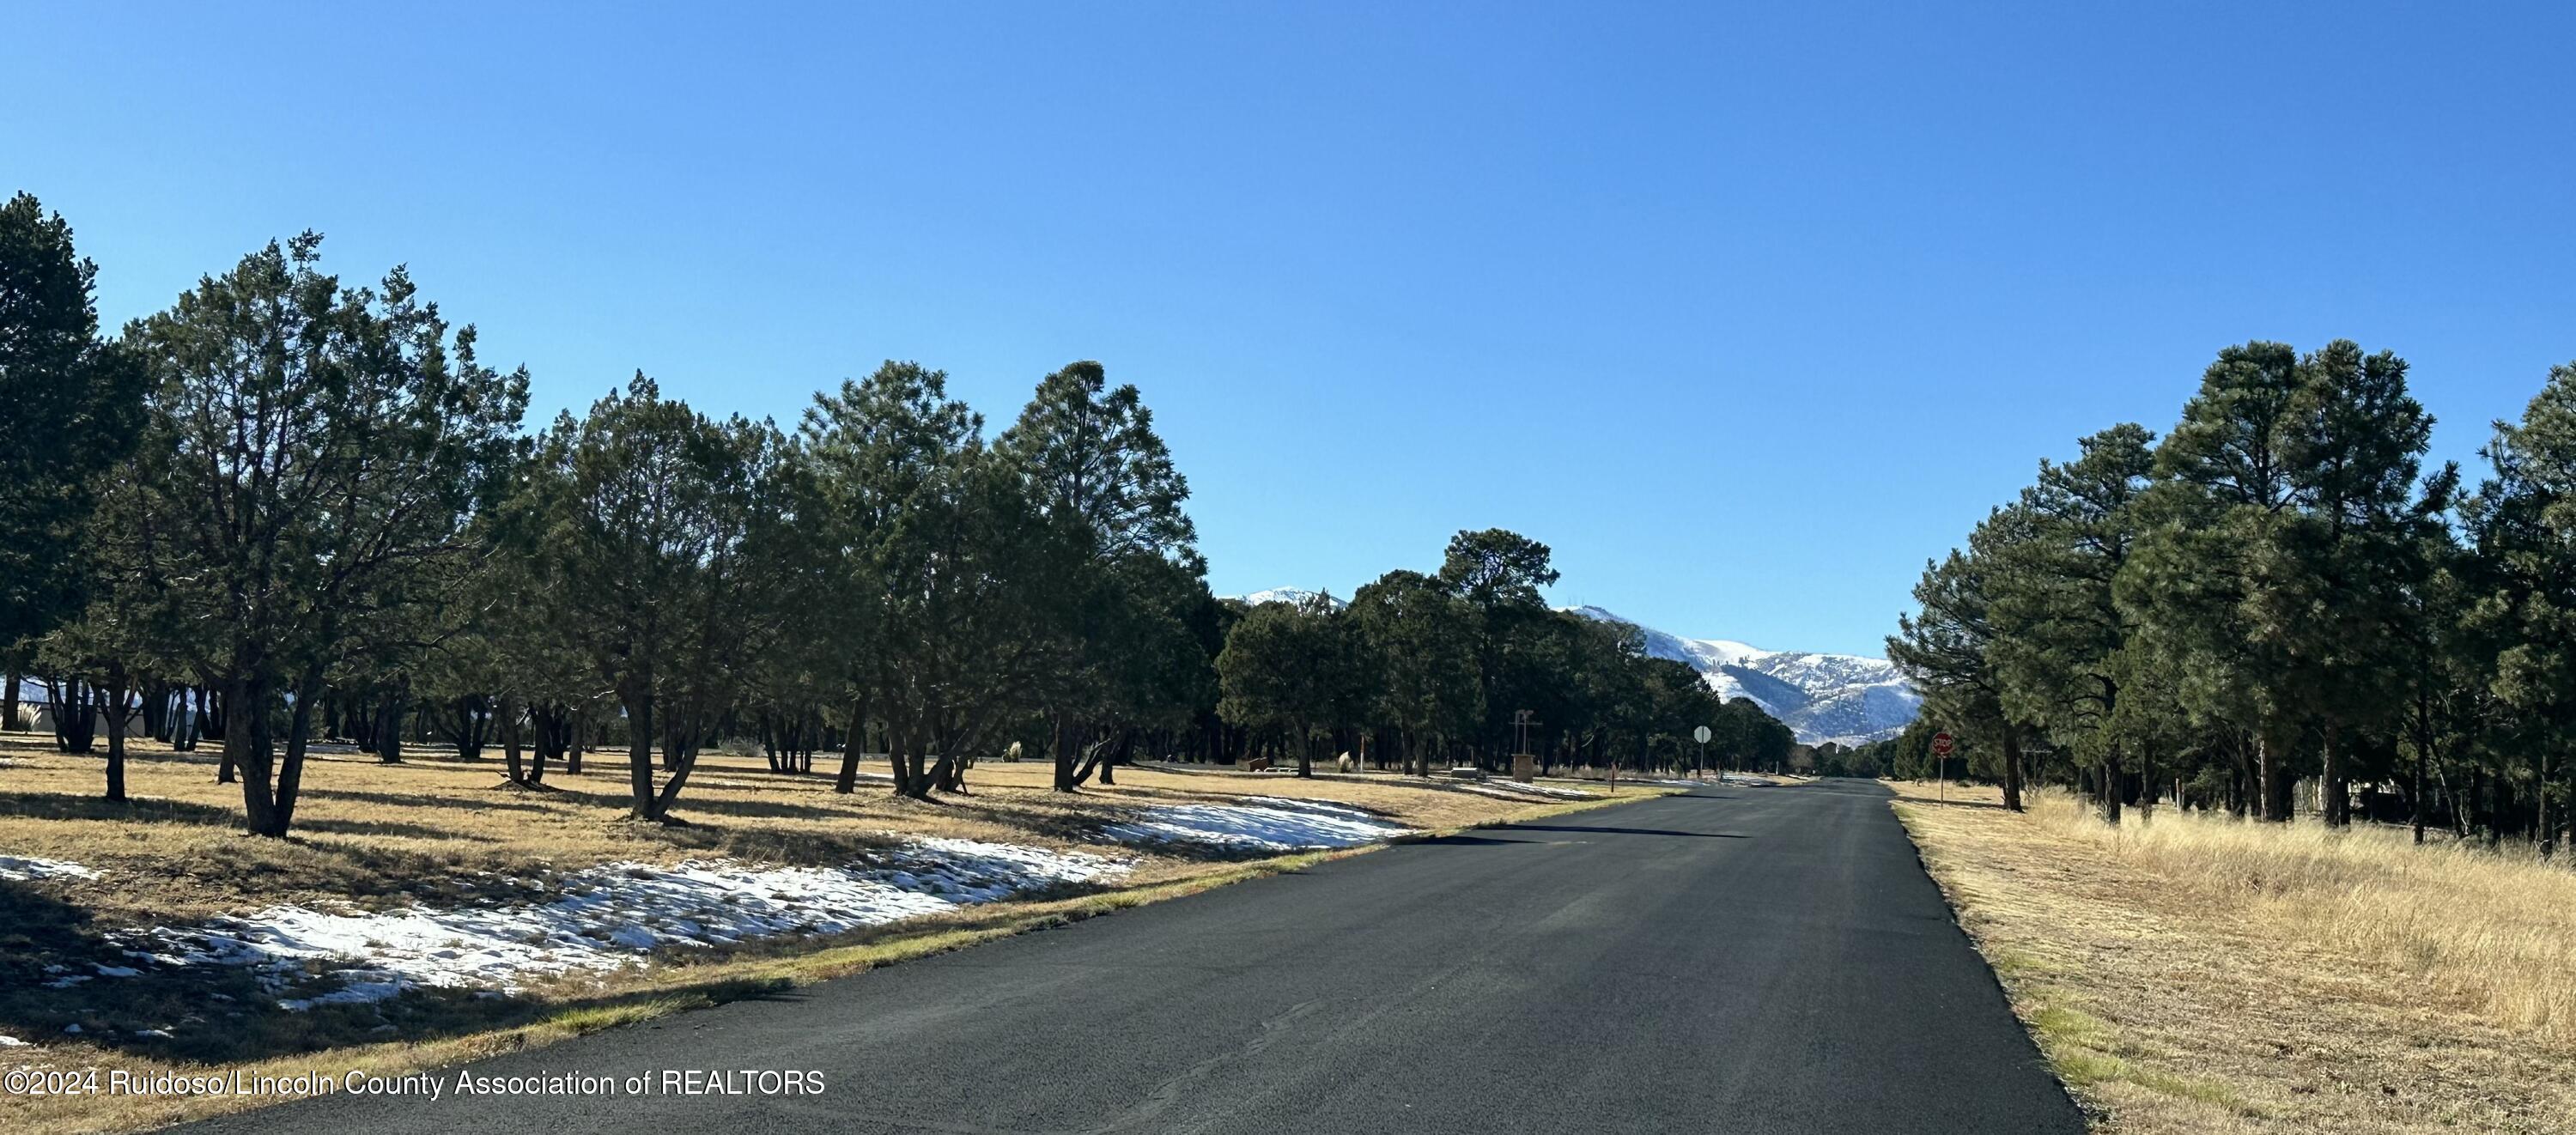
187 779 2081 1134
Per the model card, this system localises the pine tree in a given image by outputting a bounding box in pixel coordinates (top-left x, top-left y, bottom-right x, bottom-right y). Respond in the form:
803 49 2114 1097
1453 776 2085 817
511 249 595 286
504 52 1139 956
1889 507 2032 810
0 192 145 655
1990 424 2155 820
2464 362 2576 856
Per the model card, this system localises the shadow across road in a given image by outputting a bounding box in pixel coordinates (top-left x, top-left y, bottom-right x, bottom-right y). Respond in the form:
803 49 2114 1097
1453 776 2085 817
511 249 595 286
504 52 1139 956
1504 823 1747 840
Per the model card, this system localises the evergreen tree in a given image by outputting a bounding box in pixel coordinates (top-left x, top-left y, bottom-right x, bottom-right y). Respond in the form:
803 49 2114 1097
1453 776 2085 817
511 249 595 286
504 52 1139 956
1889 507 2032 810
125 235 526 835
1216 595 1359 778
2464 362 2576 856
1990 424 2155 821
540 375 787 820
996 361 1205 790
0 192 145 658
802 362 1050 798
1350 570 1483 776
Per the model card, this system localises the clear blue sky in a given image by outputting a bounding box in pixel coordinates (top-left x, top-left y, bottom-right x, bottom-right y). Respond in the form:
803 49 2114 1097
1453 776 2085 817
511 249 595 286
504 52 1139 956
9 3 2573 656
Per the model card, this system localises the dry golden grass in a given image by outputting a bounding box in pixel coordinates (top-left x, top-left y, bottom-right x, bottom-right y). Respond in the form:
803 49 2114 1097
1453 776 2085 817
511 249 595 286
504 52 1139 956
1890 780 2576 1134
0 731 1668 1133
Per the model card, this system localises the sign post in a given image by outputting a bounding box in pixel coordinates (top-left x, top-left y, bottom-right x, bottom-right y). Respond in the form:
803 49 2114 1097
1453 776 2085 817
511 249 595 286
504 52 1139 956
1510 710 1539 784
1931 731 1954 802
1692 725 1712 781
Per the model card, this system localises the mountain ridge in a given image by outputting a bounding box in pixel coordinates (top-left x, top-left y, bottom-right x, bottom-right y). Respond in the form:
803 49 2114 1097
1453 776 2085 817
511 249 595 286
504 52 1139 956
1225 589 1919 746
1562 606 1919 747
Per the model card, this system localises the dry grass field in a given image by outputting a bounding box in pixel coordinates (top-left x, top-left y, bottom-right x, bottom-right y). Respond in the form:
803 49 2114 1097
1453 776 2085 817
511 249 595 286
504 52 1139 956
1892 780 2576 1134
0 731 1668 1133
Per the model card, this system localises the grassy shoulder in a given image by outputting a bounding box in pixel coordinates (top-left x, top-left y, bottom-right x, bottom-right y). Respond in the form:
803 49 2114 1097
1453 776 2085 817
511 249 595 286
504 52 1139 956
1888 780 2576 1134
0 732 1669 1133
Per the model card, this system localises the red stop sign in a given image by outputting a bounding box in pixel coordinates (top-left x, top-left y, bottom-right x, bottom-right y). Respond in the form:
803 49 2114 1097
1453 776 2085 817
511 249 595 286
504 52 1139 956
1931 732 1954 756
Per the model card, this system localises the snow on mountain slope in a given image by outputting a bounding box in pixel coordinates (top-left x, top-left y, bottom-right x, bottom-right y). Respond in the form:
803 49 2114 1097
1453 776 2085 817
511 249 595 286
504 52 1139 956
1222 589 1920 746
1567 605 1919 746
1233 587 1346 610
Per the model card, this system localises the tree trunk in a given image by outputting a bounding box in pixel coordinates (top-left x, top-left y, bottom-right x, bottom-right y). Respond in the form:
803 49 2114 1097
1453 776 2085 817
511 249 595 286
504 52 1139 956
2541 747 2557 861
372 687 404 762
230 675 278 834
138 679 167 741
2411 735 2428 845
1051 712 1078 792
2000 721 2025 812
2099 743 2123 824
2257 728 2289 822
2319 722 2346 828
835 693 869 793
264 669 322 837
1 670 17 732
102 670 129 803
216 679 246 785
2136 736 2154 822
501 694 527 784
624 690 660 819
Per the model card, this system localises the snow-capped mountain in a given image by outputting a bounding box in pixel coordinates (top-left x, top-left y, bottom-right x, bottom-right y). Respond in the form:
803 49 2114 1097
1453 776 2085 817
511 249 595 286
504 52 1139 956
1565 605 1919 747
1232 587 1347 610
1224 588 1919 746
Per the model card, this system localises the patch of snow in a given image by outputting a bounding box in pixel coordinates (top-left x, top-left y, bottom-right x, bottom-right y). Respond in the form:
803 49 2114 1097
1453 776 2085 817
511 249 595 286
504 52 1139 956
132 1029 173 1039
116 837 1128 1011
0 856 100 882
1096 798 1406 851
0 1035 27 1047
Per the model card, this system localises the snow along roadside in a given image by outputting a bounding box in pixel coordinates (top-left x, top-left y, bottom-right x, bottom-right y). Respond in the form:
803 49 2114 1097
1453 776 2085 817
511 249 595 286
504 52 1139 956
100 837 1130 1012
1092 797 1410 852
8 795 1424 1026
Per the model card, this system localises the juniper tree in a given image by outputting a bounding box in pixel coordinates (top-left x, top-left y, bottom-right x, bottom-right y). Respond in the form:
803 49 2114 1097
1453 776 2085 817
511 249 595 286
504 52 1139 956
802 362 1050 798
541 376 789 821
125 236 526 835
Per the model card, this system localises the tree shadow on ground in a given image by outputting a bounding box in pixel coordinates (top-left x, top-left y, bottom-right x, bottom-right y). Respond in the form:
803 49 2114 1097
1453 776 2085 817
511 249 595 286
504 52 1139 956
295 786 557 815
0 791 240 826
1409 834 1529 847
291 816 506 842
656 794 896 823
